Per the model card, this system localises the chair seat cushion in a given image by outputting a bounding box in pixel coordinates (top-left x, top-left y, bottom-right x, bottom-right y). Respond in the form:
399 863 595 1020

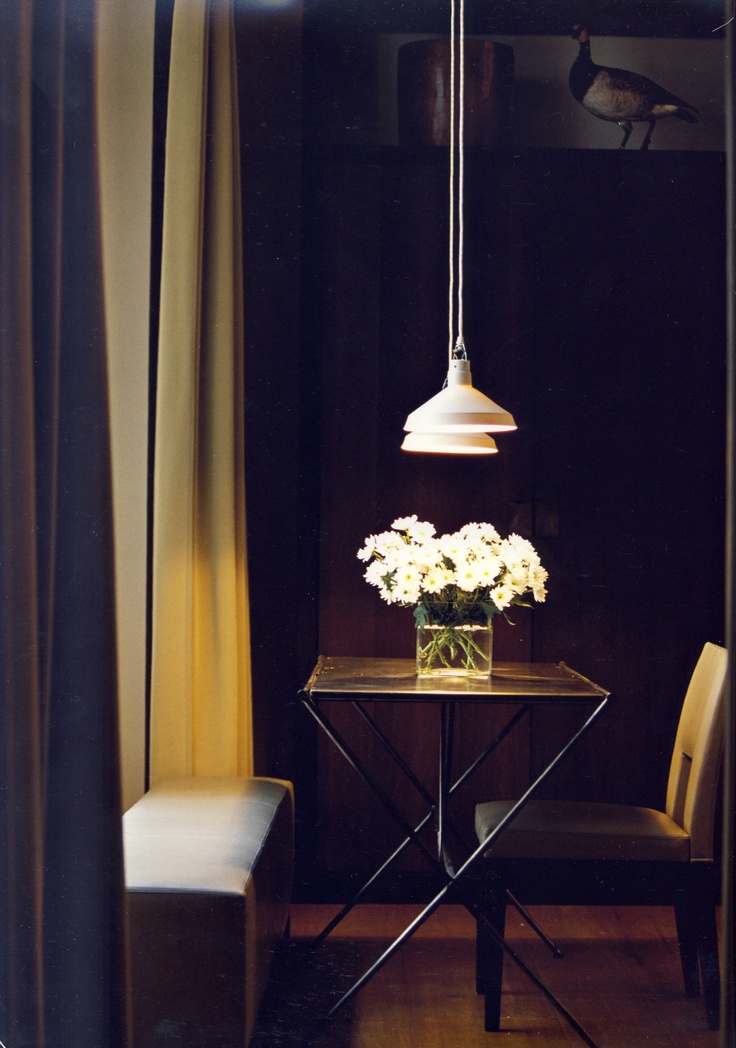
475 799 691 862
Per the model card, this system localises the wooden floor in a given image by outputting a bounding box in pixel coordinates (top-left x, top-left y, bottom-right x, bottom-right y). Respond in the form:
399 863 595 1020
250 903 720 1047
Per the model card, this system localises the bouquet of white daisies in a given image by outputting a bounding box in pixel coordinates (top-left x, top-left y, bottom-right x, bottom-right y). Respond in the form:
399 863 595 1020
357 515 548 626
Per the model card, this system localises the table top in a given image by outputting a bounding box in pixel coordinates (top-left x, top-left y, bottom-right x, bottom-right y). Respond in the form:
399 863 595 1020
302 656 611 704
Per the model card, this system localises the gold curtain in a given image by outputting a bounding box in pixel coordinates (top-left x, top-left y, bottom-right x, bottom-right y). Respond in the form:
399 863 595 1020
149 0 253 784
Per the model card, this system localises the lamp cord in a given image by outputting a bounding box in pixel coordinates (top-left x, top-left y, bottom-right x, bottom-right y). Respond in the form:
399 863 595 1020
458 0 465 351
448 0 466 365
448 0 456 363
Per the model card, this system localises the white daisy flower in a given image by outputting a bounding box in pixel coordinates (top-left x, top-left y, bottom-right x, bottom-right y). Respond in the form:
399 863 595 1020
474 555 502 585
491 584 514 610
392 515 418 531
454 559 482 592
423 567 454 594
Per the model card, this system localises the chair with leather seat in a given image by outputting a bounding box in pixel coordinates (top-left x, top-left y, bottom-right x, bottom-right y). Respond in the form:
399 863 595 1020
474 641 727 1032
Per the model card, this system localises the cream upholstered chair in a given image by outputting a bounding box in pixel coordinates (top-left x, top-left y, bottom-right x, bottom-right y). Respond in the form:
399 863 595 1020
474 641 727 1032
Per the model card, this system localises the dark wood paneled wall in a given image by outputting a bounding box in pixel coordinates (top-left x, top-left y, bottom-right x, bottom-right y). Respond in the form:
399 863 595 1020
237 4 311 786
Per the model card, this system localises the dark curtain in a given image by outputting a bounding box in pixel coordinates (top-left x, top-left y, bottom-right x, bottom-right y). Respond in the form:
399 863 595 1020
0 1 130 1046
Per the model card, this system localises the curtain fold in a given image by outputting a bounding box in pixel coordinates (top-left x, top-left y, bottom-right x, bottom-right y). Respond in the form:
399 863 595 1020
0 1 129 1046
149 0 253 784
0 3 44 1040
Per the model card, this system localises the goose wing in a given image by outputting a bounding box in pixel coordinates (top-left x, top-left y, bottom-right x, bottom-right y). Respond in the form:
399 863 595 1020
584 66 697 122
604 66 697 113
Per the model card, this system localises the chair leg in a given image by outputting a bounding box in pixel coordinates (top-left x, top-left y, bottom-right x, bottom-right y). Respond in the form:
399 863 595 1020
475 886 506 1031
674 898 701 997
676 875 721 1031
695 902 720 1030
476 916 489 995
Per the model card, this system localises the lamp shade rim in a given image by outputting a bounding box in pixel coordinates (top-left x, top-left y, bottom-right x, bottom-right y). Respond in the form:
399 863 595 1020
405 417 516 433
401 431 498 454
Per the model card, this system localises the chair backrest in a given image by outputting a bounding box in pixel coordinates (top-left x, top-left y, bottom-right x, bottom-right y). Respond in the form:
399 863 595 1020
665 642 728 859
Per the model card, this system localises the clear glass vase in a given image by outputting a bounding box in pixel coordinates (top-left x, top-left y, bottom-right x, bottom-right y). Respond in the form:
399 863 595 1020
416 621 493 678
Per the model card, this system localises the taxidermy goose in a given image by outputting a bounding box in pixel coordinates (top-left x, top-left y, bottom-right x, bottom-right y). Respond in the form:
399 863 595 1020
569 25 698 149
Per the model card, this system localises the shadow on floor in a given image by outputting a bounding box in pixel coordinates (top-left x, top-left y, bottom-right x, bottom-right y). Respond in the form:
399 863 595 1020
250 936 368 1048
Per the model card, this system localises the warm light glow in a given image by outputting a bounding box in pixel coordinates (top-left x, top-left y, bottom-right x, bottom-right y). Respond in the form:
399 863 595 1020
401 431 498 454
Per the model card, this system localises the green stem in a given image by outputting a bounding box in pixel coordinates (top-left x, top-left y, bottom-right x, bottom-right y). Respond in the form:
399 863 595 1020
417 624 491 673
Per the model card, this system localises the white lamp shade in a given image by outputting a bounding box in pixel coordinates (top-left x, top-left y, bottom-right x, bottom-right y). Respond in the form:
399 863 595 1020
404 358 516 433
401 431 498 454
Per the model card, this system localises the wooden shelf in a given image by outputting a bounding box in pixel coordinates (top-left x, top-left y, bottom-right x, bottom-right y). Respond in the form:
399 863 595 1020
303 0 724 39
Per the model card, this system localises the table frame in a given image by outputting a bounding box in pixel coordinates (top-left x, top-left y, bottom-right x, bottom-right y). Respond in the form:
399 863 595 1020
299 656 613 1046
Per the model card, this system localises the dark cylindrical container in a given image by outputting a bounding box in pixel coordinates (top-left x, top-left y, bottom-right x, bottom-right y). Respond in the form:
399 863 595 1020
397 38 514 148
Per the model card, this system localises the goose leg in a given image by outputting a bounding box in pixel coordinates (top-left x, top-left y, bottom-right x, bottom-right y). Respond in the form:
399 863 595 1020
618 121 633 149
641 117 656 150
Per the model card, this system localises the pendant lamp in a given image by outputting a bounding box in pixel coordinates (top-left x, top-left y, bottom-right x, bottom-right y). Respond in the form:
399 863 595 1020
401 0 516 454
